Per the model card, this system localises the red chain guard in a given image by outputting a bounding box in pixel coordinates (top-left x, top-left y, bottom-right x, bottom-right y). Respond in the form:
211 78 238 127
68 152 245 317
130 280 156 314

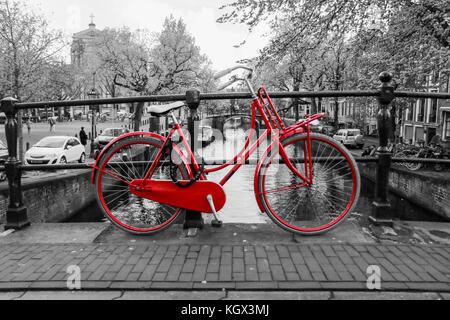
129 180 226 213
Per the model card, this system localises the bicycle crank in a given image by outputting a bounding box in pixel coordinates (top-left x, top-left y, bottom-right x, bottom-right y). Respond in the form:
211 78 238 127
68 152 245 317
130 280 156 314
129 180 226 213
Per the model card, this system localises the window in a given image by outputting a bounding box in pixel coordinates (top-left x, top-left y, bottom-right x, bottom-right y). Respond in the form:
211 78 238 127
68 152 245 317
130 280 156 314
67 139 76 147
417 99 425 122
429 98 437 123
446 115 450 139
406 102 414 121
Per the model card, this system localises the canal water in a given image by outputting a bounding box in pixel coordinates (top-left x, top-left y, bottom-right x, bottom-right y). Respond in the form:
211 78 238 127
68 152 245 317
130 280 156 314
68 128 444 223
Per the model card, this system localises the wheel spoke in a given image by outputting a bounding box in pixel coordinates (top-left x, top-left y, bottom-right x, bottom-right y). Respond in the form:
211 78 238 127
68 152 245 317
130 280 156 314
260 134 359 234
96 137 187 234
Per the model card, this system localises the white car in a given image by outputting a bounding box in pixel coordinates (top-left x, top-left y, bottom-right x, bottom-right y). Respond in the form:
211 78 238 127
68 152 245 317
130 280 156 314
25 136 86 165
333 129 365 149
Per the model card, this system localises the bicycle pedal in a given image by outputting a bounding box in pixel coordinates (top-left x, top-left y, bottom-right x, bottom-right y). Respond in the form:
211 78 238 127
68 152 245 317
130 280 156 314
211 220 223 228
206 194 222 225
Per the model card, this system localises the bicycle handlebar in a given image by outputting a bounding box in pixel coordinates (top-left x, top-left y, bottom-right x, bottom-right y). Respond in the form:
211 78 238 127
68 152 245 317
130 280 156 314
217 76 240 91
214 65 254 80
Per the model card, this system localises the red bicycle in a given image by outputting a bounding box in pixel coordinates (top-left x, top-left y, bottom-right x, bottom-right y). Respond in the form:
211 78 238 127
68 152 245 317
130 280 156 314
91 66 360 235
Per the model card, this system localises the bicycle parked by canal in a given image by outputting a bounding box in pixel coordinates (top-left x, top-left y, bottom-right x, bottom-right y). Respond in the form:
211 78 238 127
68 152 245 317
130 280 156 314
90 66 361 236
395 143 449 172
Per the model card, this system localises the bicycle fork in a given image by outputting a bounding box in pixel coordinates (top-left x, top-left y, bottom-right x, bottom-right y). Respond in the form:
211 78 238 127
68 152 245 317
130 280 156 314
276 125 314 186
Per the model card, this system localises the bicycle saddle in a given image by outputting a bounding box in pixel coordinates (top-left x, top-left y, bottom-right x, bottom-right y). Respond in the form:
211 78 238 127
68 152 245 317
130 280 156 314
148 101 186 117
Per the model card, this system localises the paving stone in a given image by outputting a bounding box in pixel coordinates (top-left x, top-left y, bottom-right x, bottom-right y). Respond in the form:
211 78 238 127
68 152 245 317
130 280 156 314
205 273 219 282
18 291 122 300
139 265 157 281
192 265 208 282
232 246 244 258
256 258 270 273
405 282 450 291
286 272 300 281
132 258 150 273
0 291 25 300
332 291 441 300
232 258 245 273
0 242 448 294
259 272 272 281
321 245 337 257
295 264 313 281
245 265 259 281
207 258 220 273
276 245 290 258
235 282 278 290
232 272 245 281
278 281 322 290
219 265 232 281
181 259 196 273
119 291 226 300
178 273 193 282
226 291 331 300
115 265 133 281
270 265 286 281
280 258 296 273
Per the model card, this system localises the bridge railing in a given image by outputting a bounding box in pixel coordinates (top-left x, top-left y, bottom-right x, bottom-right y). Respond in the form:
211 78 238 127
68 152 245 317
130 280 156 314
1 72 450 230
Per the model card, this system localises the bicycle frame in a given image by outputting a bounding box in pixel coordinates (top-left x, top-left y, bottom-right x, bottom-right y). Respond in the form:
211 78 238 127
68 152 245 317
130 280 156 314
142 87 325 188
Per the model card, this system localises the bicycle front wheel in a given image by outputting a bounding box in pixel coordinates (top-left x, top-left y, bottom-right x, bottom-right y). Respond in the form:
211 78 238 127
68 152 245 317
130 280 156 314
257 133 360 235
94 135 190 235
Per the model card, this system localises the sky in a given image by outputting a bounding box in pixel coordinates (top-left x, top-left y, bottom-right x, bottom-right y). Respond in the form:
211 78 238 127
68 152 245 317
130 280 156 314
27 0 270 71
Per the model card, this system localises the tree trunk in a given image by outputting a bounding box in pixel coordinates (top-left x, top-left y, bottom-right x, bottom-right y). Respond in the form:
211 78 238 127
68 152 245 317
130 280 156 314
13 56 24 163
134 101 145 132
293 83 300 121
334 96 339 130
310 98 317 115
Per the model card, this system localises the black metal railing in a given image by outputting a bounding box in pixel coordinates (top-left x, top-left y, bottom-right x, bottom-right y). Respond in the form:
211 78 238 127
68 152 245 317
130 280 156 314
1 72 450 230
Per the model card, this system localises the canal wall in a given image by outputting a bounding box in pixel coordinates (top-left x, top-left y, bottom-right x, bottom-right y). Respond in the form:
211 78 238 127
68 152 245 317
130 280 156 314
359 163 450 221
0 170 94 224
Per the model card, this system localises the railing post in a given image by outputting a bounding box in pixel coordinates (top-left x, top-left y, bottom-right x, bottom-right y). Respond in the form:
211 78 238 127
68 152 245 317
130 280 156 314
0 97 30 230
370 72 394 225
183 89 204 231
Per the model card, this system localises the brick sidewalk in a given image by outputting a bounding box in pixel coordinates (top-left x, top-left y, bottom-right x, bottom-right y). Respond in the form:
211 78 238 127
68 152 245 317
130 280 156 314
0 243 448 292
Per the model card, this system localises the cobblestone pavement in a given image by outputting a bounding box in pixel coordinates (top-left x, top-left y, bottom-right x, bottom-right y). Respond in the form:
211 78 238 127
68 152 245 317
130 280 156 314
0 242 448 292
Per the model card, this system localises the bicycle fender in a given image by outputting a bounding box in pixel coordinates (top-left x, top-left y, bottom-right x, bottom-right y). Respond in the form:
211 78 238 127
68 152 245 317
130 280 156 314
90 132 192 184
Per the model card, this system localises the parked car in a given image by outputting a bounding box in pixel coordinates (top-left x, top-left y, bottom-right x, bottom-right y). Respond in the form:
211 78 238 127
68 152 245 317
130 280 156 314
0 139 8 181
320 125 337 136
25 136 86 165
333 129 364 148
92 128 130 159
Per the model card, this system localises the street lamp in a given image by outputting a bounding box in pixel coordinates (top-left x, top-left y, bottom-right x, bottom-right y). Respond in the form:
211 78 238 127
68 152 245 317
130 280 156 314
87 87 99 158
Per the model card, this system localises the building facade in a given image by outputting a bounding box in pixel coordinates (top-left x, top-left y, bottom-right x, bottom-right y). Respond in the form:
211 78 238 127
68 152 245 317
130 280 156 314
323 98 377 134
400 74 450 144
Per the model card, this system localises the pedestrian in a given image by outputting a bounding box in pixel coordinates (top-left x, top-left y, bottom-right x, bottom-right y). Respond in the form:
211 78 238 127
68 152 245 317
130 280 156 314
26 119 31 135
79 127 88 149
49 117 54 132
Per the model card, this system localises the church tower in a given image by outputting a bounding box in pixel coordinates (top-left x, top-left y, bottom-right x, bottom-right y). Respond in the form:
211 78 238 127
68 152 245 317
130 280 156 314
71 15 102 69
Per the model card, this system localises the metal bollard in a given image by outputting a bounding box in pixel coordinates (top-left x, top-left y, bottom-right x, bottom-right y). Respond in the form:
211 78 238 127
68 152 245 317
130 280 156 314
370 72 395 225
0 97 30 230
183 90 204 230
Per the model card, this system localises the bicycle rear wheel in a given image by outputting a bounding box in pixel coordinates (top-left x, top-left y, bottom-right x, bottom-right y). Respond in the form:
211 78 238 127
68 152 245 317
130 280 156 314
257 133 360 235
94 135 189 235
